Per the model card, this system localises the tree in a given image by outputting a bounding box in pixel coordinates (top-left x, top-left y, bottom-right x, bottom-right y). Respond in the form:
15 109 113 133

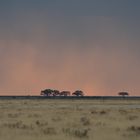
72 90 84 96
40 89 54 96
118 92 129 97
53 90 60 96
60 91 71 96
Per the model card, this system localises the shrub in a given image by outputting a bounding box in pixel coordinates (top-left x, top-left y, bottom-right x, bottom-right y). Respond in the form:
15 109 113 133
41 127 57 135
127 126 140 135
80 117 90 126
62 128 89 138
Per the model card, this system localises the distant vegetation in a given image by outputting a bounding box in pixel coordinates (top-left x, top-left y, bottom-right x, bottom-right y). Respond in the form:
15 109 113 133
40 89 130 97
118 92 129 97
40 89 84 96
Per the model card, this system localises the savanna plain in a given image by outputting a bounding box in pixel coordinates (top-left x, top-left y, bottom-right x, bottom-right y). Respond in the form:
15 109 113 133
0 99 140 140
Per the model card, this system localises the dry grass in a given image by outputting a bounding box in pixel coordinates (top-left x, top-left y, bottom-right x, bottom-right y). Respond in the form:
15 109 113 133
0 99 139 140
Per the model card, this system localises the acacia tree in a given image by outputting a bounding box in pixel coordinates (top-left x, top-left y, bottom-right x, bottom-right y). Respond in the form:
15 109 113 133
72 90 84 96
60 91 71 96
53 90 60 96
118 92 129 97
40 89 54 96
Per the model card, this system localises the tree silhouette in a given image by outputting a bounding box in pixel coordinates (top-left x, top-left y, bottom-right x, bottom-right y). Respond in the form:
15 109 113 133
118 92 129 97
40 89 54 96
53 90 60 96
72 90 84 96
60 91 71 96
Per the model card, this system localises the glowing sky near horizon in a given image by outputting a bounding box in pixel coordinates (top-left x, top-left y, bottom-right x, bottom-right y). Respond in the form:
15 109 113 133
0 0 140 95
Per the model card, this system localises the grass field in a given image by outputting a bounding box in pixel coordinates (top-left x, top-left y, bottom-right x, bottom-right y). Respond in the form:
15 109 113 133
0 99 140 140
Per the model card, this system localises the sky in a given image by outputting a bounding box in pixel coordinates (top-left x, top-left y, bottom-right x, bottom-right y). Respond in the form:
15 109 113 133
0 0 140 96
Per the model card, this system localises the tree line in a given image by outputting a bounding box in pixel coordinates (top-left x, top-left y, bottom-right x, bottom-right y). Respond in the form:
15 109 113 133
40 89 84 96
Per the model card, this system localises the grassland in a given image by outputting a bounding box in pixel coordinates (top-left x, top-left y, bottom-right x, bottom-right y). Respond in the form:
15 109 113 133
0 99 140 140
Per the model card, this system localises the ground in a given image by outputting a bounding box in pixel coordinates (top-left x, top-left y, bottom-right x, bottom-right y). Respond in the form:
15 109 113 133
0 99 140 140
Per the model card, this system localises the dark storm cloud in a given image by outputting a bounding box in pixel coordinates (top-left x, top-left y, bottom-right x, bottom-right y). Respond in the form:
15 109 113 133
47 0 140 17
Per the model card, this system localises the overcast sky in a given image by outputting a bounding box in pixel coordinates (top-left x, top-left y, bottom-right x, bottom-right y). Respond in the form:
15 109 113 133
0 0 140 95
